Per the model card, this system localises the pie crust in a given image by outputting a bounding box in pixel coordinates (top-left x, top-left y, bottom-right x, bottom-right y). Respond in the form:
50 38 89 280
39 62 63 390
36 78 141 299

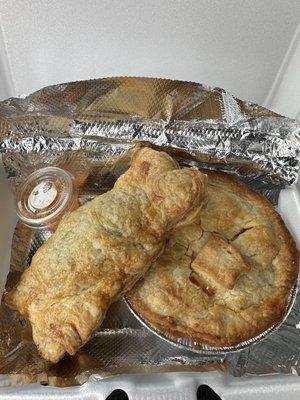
126 170 299 347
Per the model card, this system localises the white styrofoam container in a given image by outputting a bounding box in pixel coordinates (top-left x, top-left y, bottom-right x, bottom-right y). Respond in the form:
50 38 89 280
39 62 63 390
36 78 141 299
0 156 299 399
0 3 299 396
1 1 300 105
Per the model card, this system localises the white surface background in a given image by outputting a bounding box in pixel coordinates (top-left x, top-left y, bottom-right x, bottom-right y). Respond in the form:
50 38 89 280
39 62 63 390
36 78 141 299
0 0 300 106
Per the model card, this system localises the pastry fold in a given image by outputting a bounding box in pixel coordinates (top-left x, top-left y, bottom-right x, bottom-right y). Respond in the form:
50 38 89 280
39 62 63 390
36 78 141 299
5 147 207 363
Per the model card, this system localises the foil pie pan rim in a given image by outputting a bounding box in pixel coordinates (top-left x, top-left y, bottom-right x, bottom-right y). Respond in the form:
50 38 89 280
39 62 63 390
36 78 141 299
125 278 299 355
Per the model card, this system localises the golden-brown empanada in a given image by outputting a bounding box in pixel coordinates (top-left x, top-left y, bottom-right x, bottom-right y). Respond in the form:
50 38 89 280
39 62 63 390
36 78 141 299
5 147 207 362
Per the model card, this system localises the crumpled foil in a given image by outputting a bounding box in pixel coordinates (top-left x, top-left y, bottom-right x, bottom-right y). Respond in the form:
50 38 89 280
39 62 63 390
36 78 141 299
0 77 299 387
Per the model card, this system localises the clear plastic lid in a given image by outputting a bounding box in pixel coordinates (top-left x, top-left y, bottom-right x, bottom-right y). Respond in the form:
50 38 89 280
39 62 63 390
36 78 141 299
16 167 77 228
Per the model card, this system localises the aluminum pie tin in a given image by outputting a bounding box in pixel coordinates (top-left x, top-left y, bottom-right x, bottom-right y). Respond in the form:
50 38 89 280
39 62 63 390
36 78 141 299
125 279 299 355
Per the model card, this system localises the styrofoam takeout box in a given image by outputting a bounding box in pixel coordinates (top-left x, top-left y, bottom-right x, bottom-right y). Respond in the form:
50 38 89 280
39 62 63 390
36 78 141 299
0 157 299 399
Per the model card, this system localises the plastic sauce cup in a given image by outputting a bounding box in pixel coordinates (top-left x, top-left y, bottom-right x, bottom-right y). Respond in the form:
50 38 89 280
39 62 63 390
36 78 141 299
16 167 79 231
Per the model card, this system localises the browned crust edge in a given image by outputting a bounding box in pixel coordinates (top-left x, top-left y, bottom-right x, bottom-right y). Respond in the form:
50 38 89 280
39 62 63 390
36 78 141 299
126 169 299 348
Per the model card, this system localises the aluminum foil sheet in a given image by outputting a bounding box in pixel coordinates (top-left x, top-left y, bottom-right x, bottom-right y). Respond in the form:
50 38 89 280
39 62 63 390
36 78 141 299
0 77 299 386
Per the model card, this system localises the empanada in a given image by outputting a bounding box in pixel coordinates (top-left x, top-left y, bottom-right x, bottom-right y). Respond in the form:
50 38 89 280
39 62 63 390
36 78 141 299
5 148 207 362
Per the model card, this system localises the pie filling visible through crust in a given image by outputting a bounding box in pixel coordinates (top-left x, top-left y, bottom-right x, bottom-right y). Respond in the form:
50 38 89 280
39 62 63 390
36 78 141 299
126 169 299 347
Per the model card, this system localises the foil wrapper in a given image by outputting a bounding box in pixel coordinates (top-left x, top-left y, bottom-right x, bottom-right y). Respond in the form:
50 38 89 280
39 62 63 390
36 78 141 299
0 77 299 386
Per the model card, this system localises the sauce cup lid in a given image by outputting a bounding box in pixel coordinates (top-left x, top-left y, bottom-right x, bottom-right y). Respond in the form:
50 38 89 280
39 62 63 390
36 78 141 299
16 167 75 228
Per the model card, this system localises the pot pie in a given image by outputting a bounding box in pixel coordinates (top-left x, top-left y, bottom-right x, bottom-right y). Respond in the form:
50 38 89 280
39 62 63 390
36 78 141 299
126 170 299 347
5 148 207 363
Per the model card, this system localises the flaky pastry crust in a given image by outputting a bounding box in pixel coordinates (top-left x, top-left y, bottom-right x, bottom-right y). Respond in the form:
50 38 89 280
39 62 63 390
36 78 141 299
5 147 207 362
127 170 299 347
